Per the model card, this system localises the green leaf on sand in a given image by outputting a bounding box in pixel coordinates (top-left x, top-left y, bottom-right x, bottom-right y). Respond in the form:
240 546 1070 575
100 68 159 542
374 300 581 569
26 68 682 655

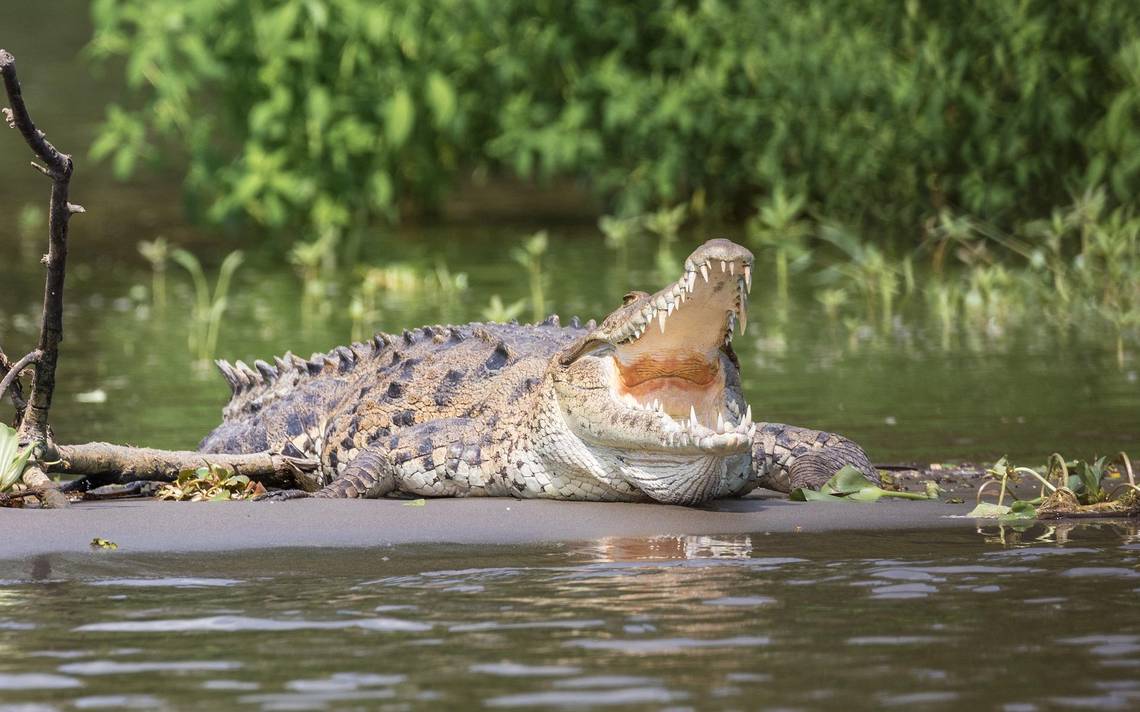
790 465 939 504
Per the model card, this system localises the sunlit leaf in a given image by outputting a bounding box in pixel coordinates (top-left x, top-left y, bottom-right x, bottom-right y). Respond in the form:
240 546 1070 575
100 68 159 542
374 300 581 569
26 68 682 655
385 89 415 148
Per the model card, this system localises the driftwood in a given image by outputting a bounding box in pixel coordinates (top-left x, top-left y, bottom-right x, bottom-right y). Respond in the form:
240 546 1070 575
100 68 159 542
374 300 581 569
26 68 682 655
0 50 318 507
49 443 321 491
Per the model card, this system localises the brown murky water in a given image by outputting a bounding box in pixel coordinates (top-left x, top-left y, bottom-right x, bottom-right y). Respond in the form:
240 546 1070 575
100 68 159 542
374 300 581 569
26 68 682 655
2 524 1139 709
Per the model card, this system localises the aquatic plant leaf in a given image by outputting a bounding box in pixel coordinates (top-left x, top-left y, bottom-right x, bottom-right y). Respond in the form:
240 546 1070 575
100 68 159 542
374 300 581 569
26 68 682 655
0 424 36 492
819 465 874 495
966 502 1012 518
403 498 427 507
789 488 849 502
846 488 885 502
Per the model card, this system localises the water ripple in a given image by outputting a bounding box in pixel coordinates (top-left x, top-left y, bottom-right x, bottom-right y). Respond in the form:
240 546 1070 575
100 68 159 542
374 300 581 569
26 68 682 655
59 661 240 676
485 687 687 707
0 673 83 690
469 662 581 677
566 636 770 653
87 577 242 588
74 615 430 633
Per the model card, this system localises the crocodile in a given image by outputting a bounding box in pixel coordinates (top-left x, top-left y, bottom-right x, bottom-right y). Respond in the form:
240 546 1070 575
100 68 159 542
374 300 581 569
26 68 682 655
199 239 877 504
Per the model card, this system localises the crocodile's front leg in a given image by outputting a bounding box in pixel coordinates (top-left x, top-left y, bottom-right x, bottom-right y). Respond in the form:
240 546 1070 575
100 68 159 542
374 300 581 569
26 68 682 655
257 449 397 500
751 422 878 494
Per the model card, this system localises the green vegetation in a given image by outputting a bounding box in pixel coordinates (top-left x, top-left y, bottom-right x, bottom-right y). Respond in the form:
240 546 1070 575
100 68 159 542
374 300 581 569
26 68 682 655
89 0 1140 247
0 424 35 493
969 453 1139 520
156 463 267 501
171 249 244 363
137 237 171 311
510 231 549 323
790 465 941 503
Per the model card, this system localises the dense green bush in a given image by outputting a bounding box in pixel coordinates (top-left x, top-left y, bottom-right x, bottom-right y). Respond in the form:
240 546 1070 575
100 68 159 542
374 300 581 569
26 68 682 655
89 0 1140 240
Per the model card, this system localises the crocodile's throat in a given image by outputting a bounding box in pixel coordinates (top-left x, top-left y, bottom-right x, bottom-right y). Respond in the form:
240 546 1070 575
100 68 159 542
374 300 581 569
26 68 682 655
610 248 753 452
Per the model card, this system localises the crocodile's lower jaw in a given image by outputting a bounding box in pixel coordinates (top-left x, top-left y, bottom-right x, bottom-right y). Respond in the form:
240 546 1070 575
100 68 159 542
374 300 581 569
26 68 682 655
617 452 728 505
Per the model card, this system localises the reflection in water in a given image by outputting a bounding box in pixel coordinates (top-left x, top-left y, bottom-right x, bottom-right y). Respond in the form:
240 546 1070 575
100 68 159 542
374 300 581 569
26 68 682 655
0 524 1138 708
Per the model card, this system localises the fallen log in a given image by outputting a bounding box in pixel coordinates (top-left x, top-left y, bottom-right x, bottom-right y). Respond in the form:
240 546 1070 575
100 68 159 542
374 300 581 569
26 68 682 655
48 443 322 491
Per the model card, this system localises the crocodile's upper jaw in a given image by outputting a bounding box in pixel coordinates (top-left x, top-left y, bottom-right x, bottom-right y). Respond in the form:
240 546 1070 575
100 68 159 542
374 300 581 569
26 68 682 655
553 239 755 463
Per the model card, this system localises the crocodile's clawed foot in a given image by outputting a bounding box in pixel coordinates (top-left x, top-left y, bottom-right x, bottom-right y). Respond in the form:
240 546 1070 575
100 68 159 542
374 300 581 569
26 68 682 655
788 441 879 492
253 488 312 502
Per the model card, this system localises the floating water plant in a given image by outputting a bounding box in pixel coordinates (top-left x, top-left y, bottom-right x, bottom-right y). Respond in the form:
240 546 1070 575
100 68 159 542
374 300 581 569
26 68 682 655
156 463 266 502
790 465 940 503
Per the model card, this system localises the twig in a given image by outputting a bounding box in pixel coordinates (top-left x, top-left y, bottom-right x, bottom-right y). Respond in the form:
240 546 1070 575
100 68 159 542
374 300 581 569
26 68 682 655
0 346 31 423
0 349 40 414
47 443 322 491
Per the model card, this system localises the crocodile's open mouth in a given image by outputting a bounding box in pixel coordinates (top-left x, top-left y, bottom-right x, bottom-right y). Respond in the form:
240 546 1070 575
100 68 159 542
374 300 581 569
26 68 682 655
608 247 754 453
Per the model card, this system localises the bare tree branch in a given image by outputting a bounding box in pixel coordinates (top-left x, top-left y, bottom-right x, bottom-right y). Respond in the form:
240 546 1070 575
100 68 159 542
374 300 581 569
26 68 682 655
2 48 80 507
0 347 31 424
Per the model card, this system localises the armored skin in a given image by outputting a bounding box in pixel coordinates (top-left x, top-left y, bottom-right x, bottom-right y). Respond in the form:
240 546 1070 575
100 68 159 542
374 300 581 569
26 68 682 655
200 239 877 503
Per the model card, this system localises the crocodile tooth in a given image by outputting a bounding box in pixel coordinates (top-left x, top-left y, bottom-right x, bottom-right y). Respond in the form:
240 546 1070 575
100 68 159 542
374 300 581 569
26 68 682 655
700 263 709 283
745 405 753 427
274 355 290 373
689 405 698 429
744 264 752 291
720 260 727 273
739 294 748 335
658 310 667 333
717 413 726 433
729 261 735 275
570 316 581 328
686 271 697 292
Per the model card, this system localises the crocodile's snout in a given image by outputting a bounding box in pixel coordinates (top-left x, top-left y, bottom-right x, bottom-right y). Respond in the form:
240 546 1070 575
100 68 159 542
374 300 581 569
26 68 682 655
554 238 754 457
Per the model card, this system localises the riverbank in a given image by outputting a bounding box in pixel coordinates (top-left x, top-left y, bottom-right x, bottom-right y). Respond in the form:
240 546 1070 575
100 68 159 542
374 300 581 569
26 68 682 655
0 493 982 558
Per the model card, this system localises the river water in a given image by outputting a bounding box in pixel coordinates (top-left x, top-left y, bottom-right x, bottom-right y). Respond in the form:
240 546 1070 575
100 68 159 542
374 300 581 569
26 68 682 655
2 4 1140 710
1 524 1139 709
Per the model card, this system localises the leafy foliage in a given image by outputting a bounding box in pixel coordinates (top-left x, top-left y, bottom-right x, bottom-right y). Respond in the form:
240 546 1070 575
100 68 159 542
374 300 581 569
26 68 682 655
156 464 267 502
89 0 1140 240
0 424 35 493
789 465 938 503
969 452 1139 520
171 248 244 363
